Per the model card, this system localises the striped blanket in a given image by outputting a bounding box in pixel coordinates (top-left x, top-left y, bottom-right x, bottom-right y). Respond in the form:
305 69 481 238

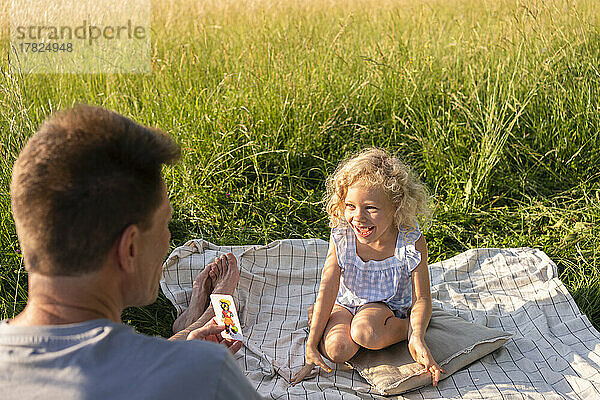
161 240 600 399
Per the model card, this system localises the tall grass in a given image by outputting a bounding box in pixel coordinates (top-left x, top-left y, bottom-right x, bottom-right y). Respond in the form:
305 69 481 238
1 0 598 336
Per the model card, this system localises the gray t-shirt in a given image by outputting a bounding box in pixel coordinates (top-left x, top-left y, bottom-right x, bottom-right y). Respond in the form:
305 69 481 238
0 319 261 400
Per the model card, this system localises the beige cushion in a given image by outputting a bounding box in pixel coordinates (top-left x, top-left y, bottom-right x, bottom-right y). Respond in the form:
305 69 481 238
347 307 513 395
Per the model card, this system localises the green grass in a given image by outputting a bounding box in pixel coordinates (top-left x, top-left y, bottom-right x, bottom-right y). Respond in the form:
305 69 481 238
1 0 599 337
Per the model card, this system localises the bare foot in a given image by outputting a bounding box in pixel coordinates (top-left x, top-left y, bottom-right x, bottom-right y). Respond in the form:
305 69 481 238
210 253 239 295
171 253 239 337
173 264 212 333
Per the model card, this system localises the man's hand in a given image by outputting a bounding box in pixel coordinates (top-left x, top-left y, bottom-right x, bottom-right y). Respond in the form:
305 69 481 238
186 319 243 354
408 336 446 387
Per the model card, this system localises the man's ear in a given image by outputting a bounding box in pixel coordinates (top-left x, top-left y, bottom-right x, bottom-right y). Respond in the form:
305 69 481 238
116 224 140 274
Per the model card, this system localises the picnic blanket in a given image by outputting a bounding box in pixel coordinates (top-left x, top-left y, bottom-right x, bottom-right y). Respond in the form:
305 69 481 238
160 239 600 399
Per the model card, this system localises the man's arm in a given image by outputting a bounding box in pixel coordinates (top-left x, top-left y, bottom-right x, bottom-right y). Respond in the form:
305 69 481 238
169 314 214 341
170 318 243 354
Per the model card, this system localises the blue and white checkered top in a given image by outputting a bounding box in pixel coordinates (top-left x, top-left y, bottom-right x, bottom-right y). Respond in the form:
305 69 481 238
332 221 422 318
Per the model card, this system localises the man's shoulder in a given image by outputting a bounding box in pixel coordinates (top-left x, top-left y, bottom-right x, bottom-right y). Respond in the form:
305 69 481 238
129 329 230 364
0 318 229 363
0 320 235 400
110 328 238 397
95 322 230 367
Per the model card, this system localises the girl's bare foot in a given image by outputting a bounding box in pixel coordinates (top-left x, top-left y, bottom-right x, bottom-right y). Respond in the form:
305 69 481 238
172 264 213 333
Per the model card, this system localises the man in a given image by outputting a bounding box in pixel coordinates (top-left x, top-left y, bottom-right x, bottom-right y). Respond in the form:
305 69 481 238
0 105 261 399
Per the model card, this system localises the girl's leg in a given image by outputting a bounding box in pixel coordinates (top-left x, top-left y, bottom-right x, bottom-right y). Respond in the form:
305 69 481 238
318 305 360 363
350 302 409 350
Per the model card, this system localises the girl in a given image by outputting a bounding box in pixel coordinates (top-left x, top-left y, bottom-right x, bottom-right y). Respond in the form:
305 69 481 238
291 148 444 387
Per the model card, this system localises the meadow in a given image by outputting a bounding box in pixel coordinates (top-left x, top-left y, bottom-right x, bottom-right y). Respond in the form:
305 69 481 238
0 0 598 338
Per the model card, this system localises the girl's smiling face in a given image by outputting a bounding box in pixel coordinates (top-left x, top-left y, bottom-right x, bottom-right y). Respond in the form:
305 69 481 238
343 182 397 246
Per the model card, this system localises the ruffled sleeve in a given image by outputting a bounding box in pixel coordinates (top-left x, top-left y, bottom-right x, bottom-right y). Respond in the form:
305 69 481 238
403 220 422 244
397 220 422 272
331 224 348 270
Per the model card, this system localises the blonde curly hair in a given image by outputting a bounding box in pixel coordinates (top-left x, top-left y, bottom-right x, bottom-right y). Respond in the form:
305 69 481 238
324 148 430 230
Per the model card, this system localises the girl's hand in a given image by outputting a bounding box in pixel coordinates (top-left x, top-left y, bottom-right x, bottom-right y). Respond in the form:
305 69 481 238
408 336 446 387
290 345 332 386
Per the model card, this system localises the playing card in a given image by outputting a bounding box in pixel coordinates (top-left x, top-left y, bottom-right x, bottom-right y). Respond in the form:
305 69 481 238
210 294 244 342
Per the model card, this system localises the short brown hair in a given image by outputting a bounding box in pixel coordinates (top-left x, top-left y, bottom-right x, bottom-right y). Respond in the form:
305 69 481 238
10 105 181 276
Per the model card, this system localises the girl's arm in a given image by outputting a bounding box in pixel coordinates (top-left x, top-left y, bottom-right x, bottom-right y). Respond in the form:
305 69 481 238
307 239 341 350
291 239 341 384
409 235 432 338
408 235 445 386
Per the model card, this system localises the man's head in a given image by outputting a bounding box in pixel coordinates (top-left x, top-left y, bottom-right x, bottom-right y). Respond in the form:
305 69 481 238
10 105 181 278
